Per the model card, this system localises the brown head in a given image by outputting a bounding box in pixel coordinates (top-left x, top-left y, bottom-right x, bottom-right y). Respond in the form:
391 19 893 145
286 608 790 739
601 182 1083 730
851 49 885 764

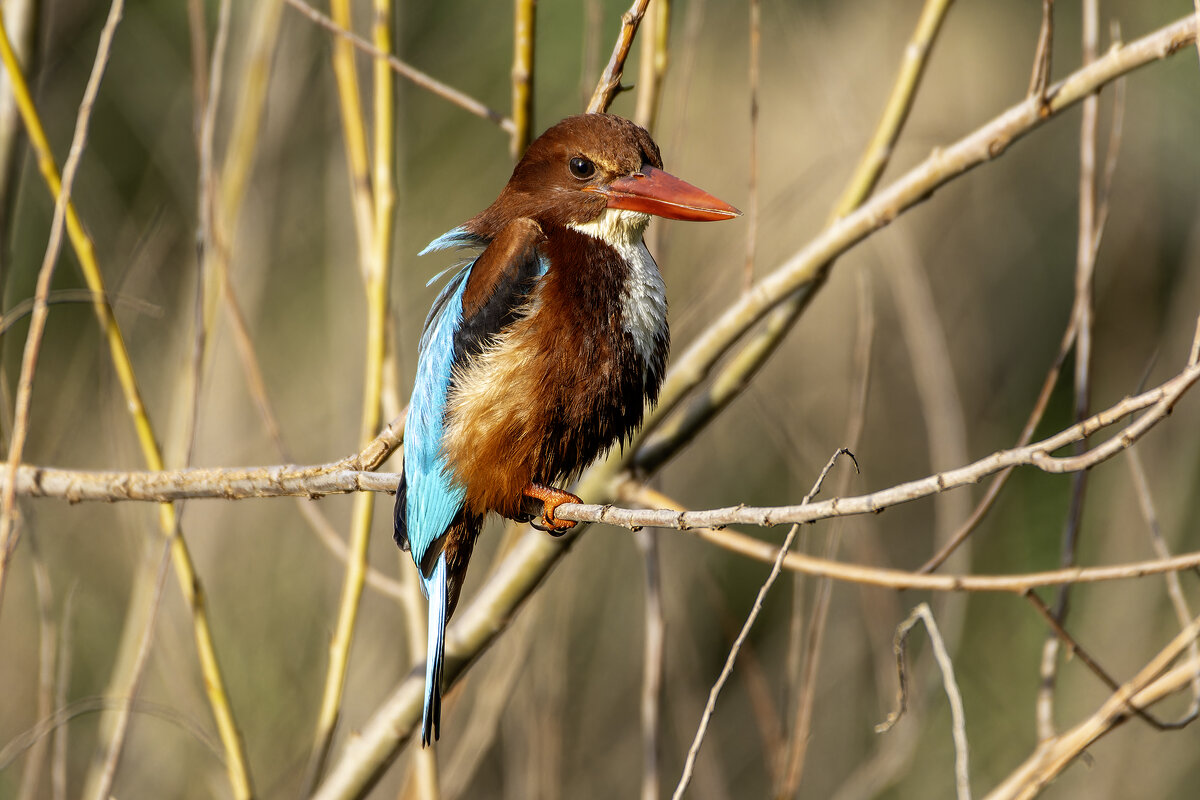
468 113 740 237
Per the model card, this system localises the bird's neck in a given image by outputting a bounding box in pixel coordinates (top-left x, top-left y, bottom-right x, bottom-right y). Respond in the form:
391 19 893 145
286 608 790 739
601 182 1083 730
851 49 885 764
566 207 652 250
551 211 668 387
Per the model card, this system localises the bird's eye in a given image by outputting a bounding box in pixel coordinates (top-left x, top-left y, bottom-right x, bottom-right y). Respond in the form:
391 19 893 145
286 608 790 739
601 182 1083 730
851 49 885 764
569 157 596 180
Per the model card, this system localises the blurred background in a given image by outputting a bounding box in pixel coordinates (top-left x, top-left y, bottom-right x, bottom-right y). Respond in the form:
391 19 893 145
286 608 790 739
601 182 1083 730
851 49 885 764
0 0 1198 798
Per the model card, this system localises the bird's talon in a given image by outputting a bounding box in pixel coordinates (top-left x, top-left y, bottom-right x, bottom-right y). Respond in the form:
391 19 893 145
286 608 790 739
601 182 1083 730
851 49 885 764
521 482 580 536
530 515 573 535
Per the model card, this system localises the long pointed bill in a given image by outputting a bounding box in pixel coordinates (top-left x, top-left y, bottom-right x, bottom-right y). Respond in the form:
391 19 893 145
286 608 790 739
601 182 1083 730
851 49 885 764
588 165 741 222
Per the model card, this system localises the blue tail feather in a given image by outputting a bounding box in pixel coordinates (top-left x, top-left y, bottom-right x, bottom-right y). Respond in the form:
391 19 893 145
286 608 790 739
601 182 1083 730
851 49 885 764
421 553 448 746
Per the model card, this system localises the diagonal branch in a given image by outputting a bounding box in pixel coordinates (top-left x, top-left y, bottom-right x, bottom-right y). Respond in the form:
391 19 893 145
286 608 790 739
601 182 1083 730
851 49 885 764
283 0 514 132
587 0 651 113
630 14 1199 473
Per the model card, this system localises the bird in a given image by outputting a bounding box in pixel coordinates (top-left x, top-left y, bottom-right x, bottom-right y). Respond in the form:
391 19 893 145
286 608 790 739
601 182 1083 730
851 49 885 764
394 113 739 745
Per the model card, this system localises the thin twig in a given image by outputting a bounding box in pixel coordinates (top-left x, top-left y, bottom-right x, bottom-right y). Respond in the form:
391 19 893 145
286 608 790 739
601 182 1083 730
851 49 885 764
1126 448 1200 716
0 693 222 771
630 14 1197 472
0 0 38 252
1091 24 1125 260
876 603 971 800
185 0 207 132
17 527 54 800
88 541 174 800
587 0 652 114
1038 0 1102 741
0 289 161 333
196 0 230 270
306 0 398 787
1024 590 1197 730
637 528 665 800
1194 1 1200 68
1027 0 1054 105
777 271 873 796
50 589 74 800
920 317 1078 572
580 0 603 109
1 1 254 793
0 0 122 605
283 0 514 132
187 0 231 484
987 622 1200 800
671 450 853 800
742 0 760 292
633 0 669 132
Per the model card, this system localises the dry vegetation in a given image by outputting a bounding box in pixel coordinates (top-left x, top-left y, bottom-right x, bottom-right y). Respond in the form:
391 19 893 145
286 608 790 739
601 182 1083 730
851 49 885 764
0 1 1199 799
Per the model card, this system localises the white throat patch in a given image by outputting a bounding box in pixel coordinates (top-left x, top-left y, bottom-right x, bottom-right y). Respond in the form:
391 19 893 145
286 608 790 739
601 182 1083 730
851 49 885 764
569 209 668 369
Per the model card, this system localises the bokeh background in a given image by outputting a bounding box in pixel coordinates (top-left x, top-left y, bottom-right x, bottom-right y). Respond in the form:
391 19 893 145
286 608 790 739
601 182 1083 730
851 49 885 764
1 1 1199 798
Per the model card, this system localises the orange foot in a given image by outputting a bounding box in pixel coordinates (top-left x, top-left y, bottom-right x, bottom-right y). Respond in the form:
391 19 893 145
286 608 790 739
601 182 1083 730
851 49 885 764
521 483 581 536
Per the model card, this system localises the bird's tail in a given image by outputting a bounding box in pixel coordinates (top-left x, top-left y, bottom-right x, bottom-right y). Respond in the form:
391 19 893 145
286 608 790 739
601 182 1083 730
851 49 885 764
421 552 448 746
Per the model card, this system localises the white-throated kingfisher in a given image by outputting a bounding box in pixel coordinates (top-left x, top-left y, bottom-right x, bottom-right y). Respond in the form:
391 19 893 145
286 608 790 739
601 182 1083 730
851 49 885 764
394 113 739 745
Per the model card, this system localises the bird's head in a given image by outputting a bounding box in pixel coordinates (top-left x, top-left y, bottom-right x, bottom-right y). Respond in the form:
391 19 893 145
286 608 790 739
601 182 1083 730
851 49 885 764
469 114 740 243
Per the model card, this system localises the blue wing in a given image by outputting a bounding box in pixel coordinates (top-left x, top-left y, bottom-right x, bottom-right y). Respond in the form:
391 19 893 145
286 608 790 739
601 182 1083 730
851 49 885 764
397 233 473 748
395 220 549 573
394 221 548 745
399 256 472 576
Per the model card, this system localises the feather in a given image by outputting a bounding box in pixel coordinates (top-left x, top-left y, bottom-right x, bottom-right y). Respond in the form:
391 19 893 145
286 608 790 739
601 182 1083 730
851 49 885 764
403 265 470 572
403 220 549 569
398 220 551 743
419 225 486 257
421 553 448 745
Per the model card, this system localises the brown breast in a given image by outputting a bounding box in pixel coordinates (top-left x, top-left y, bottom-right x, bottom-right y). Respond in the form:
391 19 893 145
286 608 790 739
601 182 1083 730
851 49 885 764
441 226 666 519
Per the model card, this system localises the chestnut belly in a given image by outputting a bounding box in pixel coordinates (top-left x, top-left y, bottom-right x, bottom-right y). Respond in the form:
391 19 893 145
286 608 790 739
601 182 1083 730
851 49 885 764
441 317 655 519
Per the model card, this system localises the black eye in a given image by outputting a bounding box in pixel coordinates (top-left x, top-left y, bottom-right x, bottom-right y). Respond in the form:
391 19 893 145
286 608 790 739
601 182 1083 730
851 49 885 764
569 157 596 180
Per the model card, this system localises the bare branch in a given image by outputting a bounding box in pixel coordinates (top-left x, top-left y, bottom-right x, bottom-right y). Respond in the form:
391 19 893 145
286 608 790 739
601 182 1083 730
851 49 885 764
1024 590 1197 731
2 351 1195 529
283 0 514 132
566 357 1200 530
0 0 123 602
632 15 1199 471
920 317 1078 572
1038 0 1104 742
987 622 1200 799
671 450 852 800
637 529 665 800
632 0 669 131
876 603 971 800
1027 0 1054 104
587 0 651 113
777 272 873 796
1128 447 1200 716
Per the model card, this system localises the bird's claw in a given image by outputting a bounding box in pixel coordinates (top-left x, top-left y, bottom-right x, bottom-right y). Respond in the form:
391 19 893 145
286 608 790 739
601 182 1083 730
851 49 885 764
521 483 580 536
530 512 575 536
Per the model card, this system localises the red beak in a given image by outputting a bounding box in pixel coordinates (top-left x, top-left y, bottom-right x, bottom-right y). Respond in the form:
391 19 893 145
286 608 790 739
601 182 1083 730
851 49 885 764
587 165 741 222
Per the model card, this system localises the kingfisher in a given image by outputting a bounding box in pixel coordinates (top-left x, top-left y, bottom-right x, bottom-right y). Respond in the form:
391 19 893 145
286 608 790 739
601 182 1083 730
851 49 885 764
394 113 739 745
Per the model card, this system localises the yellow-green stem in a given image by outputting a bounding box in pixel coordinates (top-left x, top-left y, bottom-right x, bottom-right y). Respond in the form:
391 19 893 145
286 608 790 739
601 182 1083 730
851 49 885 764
0 14 253 798
307 0 396 788
511 0 536 158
